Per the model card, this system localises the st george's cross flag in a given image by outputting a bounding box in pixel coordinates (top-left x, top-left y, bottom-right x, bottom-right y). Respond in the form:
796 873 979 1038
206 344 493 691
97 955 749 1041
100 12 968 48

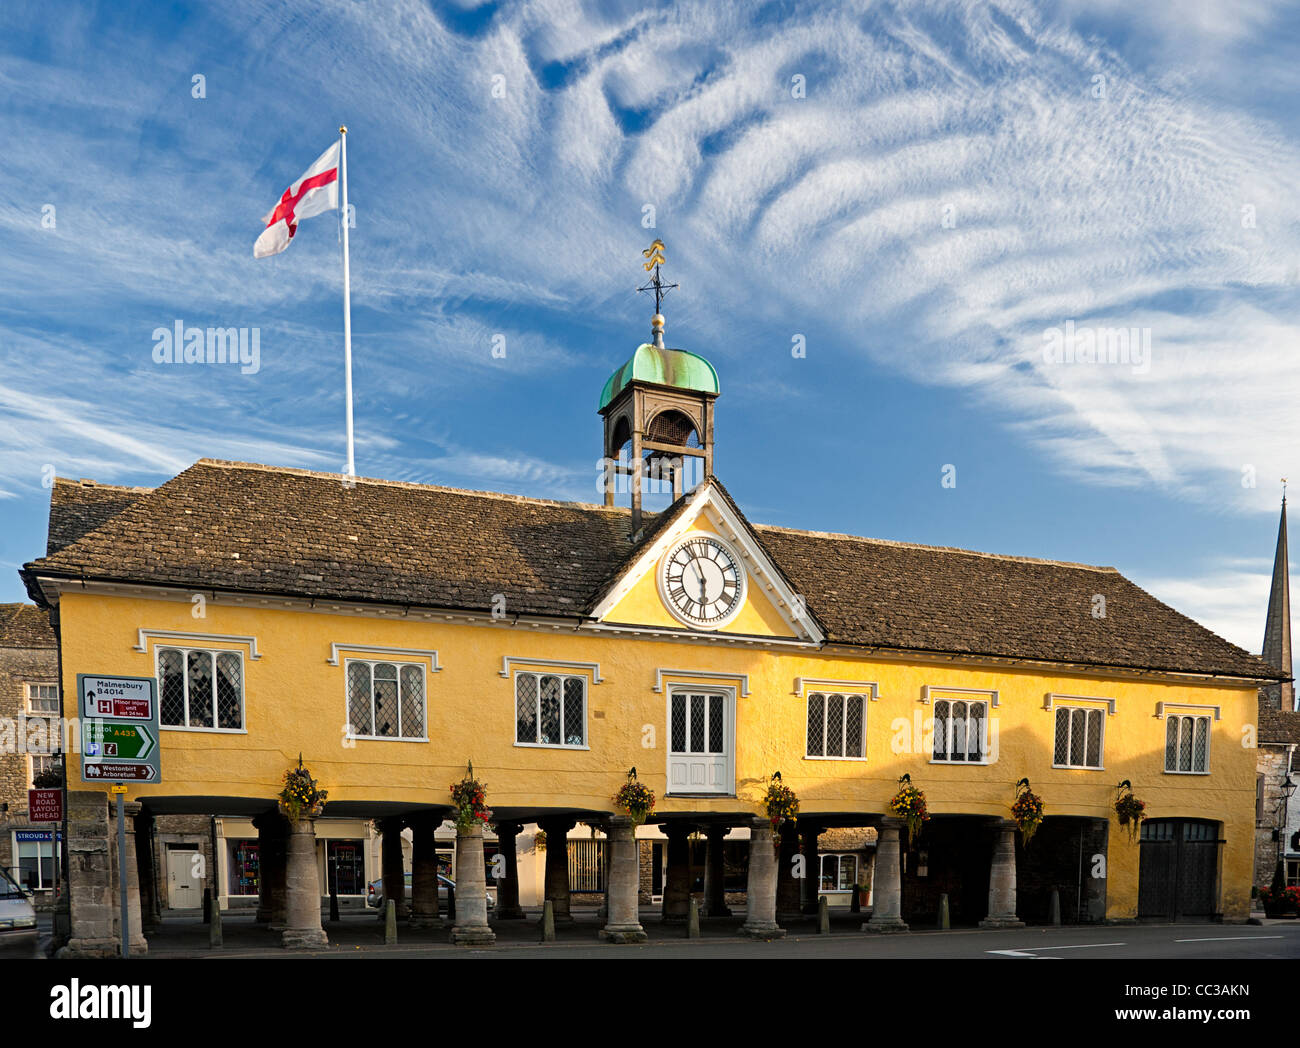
253 141 340 258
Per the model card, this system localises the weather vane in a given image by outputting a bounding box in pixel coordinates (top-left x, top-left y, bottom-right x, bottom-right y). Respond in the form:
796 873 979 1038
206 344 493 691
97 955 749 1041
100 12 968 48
637 238 678 316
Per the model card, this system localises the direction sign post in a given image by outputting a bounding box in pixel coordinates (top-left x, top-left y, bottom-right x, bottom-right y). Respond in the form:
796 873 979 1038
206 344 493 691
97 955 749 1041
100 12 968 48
77 673 161 960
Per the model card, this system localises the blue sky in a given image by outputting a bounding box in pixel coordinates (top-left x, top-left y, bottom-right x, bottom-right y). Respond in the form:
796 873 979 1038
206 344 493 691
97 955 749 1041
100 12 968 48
1 0 1297 668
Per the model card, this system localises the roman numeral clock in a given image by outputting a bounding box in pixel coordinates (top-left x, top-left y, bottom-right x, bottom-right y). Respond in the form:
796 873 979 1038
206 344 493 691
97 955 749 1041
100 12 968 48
658 534 746 628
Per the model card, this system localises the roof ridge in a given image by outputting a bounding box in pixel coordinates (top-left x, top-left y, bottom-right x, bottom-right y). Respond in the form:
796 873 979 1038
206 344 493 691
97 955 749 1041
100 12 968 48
755 523 1119 573
192 459 627 513
53 477 154 494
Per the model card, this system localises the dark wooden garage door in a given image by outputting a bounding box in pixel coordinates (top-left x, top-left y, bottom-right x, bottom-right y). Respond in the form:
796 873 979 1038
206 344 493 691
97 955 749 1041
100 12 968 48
1138 818 1220 920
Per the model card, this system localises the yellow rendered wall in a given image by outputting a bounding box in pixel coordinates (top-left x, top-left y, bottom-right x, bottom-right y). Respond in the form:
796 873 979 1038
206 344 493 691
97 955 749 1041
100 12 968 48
56 590 1261 920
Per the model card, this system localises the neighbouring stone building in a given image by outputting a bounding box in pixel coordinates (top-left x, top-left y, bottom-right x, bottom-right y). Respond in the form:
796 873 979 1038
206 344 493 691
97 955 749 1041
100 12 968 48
0 602 62 909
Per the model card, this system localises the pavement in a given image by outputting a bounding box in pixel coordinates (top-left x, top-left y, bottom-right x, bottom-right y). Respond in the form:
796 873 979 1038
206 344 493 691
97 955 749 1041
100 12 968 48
14 907 1300 960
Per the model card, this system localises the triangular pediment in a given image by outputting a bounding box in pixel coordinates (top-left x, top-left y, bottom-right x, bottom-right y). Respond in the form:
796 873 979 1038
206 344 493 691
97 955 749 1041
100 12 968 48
587 480 824 643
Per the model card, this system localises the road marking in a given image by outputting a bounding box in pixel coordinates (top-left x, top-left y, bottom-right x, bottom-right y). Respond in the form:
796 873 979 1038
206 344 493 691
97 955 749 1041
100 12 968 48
1173 935 1284 943
989 942 1126 957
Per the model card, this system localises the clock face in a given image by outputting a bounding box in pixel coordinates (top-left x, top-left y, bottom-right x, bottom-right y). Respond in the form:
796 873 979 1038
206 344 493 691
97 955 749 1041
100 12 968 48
659 534 746 628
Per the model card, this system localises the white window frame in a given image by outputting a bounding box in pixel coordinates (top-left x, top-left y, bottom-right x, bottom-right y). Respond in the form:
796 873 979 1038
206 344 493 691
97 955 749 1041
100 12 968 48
1164 713 1212 775
12 830 61 893
514 671 588 750
664 686 736 796
155 646 246 733
1052 704 1106 770
819 852 860 893
25 682 59 715
27 753 58 790
804 692 867 760
344 659 428 742
930 697 991 765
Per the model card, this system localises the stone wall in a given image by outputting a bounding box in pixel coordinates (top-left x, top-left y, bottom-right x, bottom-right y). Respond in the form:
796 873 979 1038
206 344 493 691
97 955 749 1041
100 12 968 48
1254 745 1292 891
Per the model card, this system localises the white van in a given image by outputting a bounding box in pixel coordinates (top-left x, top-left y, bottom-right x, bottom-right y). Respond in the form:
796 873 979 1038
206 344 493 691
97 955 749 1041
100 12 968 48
0 867 38 951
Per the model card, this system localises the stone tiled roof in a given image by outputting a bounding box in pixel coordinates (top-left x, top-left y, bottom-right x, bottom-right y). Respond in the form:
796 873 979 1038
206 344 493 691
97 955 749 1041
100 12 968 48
0 603 55 648
20 459 1286 682
1258 708 1300 745
47 478 152 555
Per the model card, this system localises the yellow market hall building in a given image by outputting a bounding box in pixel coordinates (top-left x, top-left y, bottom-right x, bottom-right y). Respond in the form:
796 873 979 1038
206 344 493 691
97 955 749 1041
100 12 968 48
21 306 1285 954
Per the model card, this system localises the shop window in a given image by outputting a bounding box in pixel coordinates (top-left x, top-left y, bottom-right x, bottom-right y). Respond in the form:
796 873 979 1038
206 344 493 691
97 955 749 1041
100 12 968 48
326 839 366 895
13 830 61 892
819 853 858 892
229 840 259 896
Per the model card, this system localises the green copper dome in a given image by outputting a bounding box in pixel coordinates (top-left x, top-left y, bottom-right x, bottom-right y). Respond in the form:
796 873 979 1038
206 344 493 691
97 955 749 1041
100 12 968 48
598 344 720 411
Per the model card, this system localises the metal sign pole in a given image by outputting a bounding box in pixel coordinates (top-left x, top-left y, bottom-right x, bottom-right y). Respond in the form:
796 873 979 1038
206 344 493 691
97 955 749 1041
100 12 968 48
114 785 128 959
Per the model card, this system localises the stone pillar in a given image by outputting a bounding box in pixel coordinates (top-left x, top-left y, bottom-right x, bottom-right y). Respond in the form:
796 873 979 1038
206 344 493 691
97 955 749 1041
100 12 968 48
863 818 908 933
599 816 646 942
493 821 525 919
541 817 575 923
253 811 288 927
660 822 694 921
980 819 1025 929
380 816 406 920
800 823 822 914
118 801 148 955
702 825 731 917
58 792 116 957
450 822 495 944
134 808 160 932
740 818 784 939
776 821 801 921
409 814 440 928
282 818 328 948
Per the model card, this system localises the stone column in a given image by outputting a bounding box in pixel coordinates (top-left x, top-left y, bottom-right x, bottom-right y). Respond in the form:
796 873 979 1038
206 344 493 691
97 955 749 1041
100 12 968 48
980 819 1025 928
57 791 116 957
800 823 822 914
862 818 908 933
702 825 731 917
118 801 148 954
599 816 646 942
133 808 160 932
776 821 801 921
450 822 495 944
660 823 694 921
409 814 440 928
282 818 328 948
740 818 784 939
541 817 575 923
253 811 288 927
493 821 525 919
380 816 406 920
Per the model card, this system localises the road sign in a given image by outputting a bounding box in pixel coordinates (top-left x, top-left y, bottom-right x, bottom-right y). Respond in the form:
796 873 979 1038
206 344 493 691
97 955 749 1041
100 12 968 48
27 788 63 822
78 673 161 785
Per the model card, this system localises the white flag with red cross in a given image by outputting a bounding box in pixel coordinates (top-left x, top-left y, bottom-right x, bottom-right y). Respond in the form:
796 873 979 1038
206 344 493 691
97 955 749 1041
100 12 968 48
253 141 341 258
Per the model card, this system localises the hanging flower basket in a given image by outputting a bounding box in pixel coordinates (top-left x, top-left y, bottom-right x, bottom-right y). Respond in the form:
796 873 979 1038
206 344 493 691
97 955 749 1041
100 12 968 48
613 769 656 826
450 762 492 833
763 773 799 844
1011 781 1045 846
278 762 327 823
1114 792 1147 843
889 778 929 847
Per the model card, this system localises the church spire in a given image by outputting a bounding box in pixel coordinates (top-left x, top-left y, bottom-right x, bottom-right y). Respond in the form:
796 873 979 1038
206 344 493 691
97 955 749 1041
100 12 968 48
1261 482 1294 710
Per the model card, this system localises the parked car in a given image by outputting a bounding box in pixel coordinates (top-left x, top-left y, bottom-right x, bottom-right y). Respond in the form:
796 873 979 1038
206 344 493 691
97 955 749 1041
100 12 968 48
365 873 494 911
0 868 38 952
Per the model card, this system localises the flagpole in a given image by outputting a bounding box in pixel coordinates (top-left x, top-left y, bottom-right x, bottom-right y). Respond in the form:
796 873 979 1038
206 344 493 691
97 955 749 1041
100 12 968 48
339 125 356 478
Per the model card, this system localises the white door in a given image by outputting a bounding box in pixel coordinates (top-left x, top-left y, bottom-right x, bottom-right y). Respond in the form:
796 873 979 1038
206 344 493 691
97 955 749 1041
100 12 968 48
667 690 732 794
166 849 201 909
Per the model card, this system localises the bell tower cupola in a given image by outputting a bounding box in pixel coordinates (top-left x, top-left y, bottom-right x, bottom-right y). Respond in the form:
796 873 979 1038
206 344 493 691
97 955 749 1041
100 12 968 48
599 239 719 535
